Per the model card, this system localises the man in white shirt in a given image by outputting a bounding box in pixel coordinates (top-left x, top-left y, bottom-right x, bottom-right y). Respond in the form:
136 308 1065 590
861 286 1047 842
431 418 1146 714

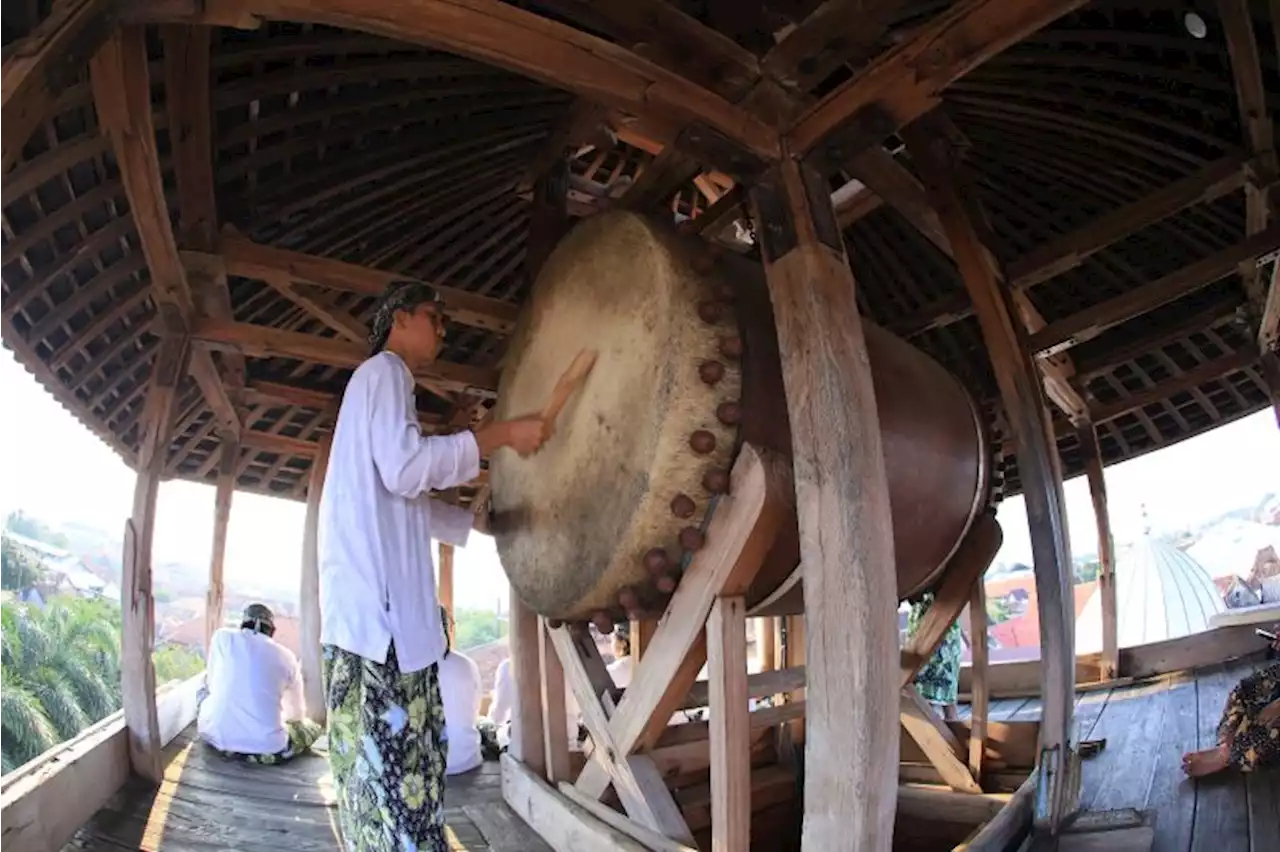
197 603 320 764
487 656 581 748
318 280 547 852
437 607 484 775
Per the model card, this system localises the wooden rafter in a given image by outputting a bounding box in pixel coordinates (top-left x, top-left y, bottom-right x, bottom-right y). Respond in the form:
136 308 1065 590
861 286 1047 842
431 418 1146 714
89 25 196 331
1029 223 1280 357
1 0 111 173
133 0 780 164
218 233 520 334
787 0 1088 158
760 0 908 98
1090 349 1257 424
190 319 499 395
896 156 1252 337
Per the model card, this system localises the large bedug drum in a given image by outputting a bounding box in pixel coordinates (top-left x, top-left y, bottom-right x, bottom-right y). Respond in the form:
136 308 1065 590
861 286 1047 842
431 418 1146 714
490 211 991 623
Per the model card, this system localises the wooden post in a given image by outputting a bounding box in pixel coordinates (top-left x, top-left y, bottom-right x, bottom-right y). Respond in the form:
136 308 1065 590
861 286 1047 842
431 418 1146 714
300 430 333 723
204 438 237 654
1077 422 1118 680
121 334 191 783
438 541 455 637
509 592 547 777
539 617 572 783
708 596 750 852
748 155 899 852
968 579 990 782
904 117 1077 830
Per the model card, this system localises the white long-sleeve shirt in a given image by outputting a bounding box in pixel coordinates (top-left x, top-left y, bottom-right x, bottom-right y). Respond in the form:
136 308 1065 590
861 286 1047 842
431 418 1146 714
319 351 479 673
489 657 579 742
197 627 303 755
439 649 484 775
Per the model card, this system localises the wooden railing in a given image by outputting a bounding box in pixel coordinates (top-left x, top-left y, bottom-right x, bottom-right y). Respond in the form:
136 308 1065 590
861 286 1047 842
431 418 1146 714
0 673 204 852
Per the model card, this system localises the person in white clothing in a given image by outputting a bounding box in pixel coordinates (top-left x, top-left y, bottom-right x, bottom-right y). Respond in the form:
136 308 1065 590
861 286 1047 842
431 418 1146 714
437 608 484 775
317 279 548 851
197 603 321 764
487 655 581 749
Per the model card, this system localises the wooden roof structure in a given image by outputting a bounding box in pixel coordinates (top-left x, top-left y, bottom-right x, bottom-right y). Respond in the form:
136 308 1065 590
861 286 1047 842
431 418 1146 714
3 0 1278 507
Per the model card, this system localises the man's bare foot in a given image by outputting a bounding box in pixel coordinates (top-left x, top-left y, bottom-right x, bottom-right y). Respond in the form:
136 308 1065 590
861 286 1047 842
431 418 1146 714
1181 746 1229 778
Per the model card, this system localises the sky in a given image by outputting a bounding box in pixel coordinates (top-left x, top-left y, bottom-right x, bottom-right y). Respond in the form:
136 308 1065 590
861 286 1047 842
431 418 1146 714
1 348 1276 607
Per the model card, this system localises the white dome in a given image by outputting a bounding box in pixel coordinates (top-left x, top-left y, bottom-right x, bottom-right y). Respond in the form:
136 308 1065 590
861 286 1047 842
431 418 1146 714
1078 535 1224 652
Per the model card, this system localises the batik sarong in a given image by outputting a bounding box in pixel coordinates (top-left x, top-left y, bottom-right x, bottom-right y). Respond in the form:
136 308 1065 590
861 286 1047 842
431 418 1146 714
209 719 323 765
1218 661 1280 772
323 642 449 852
907 591 963 707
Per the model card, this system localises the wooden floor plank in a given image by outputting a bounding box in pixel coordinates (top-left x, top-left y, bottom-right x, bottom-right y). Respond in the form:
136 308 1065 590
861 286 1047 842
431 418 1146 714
1080 679 1170 812
1143 673 1200 852
1190 665 1252 852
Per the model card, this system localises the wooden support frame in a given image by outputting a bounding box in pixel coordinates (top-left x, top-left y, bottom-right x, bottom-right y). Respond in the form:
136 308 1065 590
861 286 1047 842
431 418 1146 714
748 155 900 851
204 438 237 653
903 117 1078 830
299 430 333 722
120 334 192 783
1076 423 1118 680
968 579 990 782
708 596 750 852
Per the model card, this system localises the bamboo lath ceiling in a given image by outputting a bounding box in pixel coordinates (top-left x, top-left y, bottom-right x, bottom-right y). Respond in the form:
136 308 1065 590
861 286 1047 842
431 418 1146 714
2 0 1277 504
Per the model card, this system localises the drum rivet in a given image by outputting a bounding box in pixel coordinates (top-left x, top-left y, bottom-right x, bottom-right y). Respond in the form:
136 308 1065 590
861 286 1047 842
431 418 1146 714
618 586 640 613
718 335 742 360
656 570 680 594
690 429 716 453
697 300 726 324
547 618 565 629
699 360 725 385
703 467 730 494
679 526 706 550
592 611 615 634
715 400 741 425
670 493 697 518
643 547 669 575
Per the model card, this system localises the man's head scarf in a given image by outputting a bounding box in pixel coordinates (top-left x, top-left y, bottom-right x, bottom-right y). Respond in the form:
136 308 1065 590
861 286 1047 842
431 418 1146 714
367 279 443 356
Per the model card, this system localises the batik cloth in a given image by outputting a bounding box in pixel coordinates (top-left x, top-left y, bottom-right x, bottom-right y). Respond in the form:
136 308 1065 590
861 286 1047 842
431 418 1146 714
323 642 449 852
907 592 963 706
1218 661 1280 772
208 719 323 765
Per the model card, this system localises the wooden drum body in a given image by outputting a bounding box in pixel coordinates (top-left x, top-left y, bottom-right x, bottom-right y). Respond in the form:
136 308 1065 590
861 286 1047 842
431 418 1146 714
491 211 990 623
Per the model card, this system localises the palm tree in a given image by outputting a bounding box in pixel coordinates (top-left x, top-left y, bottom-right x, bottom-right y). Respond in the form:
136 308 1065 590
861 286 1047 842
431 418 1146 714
1 598 123 773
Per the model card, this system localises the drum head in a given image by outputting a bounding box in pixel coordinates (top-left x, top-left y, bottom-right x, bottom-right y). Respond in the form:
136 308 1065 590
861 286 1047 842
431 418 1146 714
491 212 741 620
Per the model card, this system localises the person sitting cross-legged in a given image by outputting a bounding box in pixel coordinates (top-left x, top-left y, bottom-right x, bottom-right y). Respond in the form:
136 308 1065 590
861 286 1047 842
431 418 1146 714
197 603 322 764
437 606 484 775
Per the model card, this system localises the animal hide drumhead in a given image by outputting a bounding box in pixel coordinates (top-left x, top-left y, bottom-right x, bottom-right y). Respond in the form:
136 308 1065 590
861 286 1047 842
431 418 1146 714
491 212 741 620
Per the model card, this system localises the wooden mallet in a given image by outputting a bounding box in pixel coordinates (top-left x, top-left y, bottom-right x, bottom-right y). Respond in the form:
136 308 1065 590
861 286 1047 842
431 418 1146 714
538 348 598 441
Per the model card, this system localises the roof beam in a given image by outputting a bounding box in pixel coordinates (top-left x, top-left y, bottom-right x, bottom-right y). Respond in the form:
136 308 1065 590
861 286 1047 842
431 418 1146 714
517 98 611 193
218 232 520 334
1029 224 1280 357
896 157 1258 336
1261 259 1280 352
131 0 780 165
1073 293 1246 380
191 319 499 396
89 26 196 332
188 349 241 440
2 0 111 173
761 1 908 98
1090 349 1257 424
787 0 1087 158
1218 0 1277 316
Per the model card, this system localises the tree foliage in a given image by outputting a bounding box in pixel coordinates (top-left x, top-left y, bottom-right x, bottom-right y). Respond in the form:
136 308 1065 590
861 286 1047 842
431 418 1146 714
1 537 44 591
453 608 507 650
4 511 70 549
1 597 123 773
154 643 205 684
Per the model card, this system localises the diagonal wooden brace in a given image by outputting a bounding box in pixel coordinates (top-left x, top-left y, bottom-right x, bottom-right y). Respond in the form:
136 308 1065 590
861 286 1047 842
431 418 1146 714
572 443 793 801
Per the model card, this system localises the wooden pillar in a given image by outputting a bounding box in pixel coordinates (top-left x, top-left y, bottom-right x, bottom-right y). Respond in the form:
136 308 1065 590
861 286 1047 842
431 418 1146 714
748 155 899 852
204 437 237 654
438 541 455 642
968 580 990 781
904 117 1077 830
121 333 191 783
300 430 333 723
709 596 750 852
539 617 572 783
1077 422 1118 680
509 592 547 777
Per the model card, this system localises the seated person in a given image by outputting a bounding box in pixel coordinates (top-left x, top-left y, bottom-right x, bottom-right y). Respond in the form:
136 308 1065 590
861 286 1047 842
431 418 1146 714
197 603 321 764
487 654 581 749
1183 627 1280 777
437 606 484 775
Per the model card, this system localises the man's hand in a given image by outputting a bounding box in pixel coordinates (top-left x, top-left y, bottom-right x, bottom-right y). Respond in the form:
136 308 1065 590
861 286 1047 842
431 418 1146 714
474 415 550 458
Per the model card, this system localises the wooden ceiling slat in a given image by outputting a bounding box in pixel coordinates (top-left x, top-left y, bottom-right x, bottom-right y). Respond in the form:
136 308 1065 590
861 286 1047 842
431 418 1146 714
190 318 499 395
136 0 780 162
787 0 1088 157
1092 349 1257 424
218 235 519 333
